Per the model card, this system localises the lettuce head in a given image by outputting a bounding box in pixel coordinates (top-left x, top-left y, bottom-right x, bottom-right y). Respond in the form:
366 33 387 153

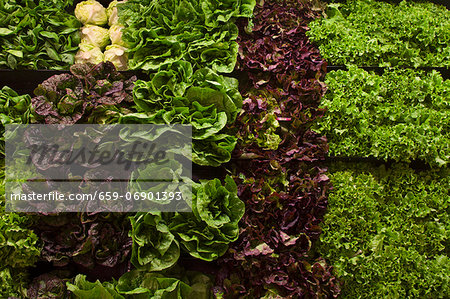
80 25 110 49
109 24 127 46
75 0 108 26
107 0 127 26
104 45 128 71
75 43 104 64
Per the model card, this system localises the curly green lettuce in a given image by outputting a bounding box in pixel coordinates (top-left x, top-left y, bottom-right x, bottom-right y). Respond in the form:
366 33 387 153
320 162 450 298
307 0 450 67
314 66 449 166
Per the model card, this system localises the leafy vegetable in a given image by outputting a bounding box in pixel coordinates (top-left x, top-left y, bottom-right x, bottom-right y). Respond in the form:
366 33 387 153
229 0 328 162
230 77 328 163
307 0 450 67
67 275 122 299
0 199 40 297
314 66 450 166
236 0 326 77
107 0 127 26
67 267 213 298
0 0 81 69
320 162 450 298
116 269 211 298
109 24 127 46
0 86 33 155
31 212 132 269
27 271 72 299
0 213 40 269
0 268 30 298
75 43 104 64
169 176 244 261
120 62 242 166
32 62 136 124
75 0 108 26
80 25 110 49
116 0 255 72
130 212 180 272
130 175 244 268
105 45 128 71
215 161 340 298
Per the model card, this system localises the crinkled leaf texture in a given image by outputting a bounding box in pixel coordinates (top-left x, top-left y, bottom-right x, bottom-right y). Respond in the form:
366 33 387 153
130 212 180 272
215 161 339 298
120 62 242 166
307 0 450 67
169 176 245 261
67 267 213 299
320 163 450 298
31 212 132 270
130 175 244 266
32 62 136 124
117 0 255 72
314 66 449 167
0 0 81 69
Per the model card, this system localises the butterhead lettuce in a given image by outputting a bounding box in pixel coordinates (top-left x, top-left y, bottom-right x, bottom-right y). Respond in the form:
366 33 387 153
75 0 108 26
80 25 110 49
75 43 104 64
104 45 128 71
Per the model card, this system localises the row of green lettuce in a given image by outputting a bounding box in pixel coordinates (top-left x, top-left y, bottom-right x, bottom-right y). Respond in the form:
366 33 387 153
0 0 255 71
318 162 449 298
311 1 450 298
307 0 450 67
314 66 449 167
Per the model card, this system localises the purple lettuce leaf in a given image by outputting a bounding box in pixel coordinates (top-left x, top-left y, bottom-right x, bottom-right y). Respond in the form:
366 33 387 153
31 62 136 124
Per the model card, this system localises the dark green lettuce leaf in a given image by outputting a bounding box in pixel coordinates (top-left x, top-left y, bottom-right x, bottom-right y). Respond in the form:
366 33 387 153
0 0 81 69
130 212 180 272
